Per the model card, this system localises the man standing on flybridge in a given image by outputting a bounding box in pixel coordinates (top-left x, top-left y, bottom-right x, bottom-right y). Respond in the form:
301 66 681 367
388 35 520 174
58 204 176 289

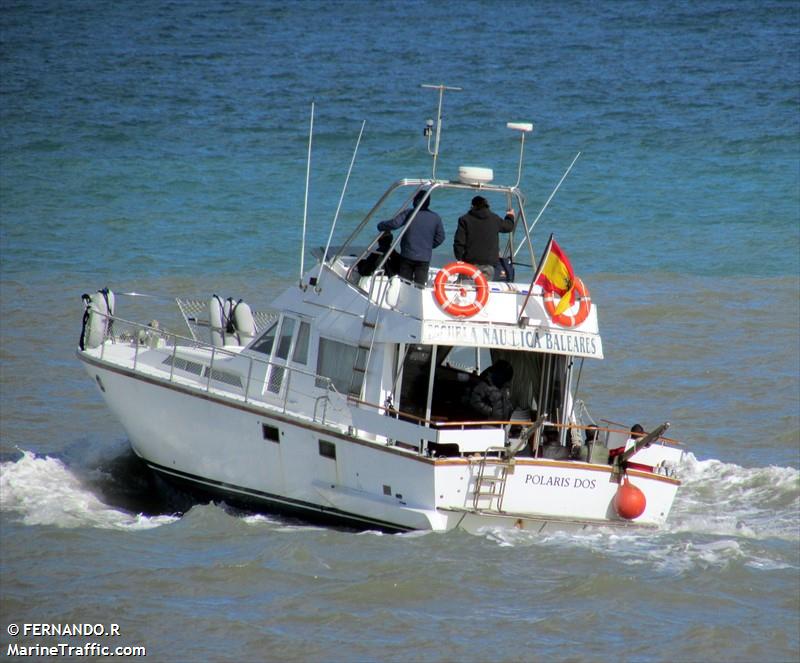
453 195 515 280
377 189 445 286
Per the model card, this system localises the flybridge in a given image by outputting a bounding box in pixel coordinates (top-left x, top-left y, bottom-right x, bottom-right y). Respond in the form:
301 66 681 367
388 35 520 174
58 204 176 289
301 82 549 295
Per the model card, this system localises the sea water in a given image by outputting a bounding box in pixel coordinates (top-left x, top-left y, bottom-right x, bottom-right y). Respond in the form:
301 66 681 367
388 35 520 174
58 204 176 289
1 1 798 661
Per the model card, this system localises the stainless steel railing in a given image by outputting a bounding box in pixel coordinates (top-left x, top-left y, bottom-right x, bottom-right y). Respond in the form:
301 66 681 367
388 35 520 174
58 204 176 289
87 312 349 427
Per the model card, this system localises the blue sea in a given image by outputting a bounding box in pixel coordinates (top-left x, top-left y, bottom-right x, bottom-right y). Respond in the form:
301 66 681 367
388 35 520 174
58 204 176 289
1 1 799 661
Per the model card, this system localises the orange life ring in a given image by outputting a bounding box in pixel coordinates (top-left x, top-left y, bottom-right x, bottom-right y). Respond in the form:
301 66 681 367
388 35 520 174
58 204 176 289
542 277 591 327
433 262 489 318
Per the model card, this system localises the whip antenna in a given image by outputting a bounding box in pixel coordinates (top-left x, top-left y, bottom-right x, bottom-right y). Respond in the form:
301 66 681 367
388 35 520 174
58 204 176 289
507 122 534 188
299 101 315 289
316 120 366 292
514 151 581 259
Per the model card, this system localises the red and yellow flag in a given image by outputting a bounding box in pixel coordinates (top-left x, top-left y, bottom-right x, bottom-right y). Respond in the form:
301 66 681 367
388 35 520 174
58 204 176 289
534 234 577 316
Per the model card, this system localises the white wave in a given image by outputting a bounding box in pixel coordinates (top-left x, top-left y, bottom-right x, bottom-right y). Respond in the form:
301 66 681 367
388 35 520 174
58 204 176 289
241 513 283 526
0 450 178 530
480 525 799 574
669 453 800 540
240 512 329 532
474 454 799 571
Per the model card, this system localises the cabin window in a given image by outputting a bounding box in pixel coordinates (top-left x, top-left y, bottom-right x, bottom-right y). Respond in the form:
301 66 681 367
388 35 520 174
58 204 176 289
315 338 362 395
399 344 434 420
318 439 336 459
275 317 295 360
292 321 311 365
262 423 280 442
441 346 491 373
250 320 278 355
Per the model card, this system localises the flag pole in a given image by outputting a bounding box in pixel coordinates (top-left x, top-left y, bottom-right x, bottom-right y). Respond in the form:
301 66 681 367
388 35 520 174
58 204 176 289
517 234 553 326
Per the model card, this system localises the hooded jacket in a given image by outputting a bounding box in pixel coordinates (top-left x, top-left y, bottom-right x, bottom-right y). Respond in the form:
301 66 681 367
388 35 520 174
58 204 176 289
377 208 445 262
470 362 514 420
453 205 515 265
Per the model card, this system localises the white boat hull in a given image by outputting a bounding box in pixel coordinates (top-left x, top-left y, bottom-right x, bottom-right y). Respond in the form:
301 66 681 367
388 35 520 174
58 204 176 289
81 351 681 533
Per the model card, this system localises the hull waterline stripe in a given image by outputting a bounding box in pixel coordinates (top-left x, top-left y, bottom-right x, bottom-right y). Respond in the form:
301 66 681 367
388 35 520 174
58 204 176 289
140 456 413 532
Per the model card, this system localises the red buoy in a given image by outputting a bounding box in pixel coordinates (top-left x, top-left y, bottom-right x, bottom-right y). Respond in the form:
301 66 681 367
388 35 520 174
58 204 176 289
614 476 646 520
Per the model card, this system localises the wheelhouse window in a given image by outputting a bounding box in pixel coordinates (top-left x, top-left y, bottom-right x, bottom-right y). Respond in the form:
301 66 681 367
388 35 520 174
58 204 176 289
292 321 311 365
250 320 278 355
316 338 362 395
275 317 295 360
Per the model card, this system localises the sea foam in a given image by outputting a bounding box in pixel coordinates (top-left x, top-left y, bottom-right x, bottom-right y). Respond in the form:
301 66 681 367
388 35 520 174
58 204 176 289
0 449 177 530
669 452 800 540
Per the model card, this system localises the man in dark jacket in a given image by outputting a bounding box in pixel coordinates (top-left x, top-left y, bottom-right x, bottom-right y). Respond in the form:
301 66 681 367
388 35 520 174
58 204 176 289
377 190 445 286
470 360 514 420
453 196 515 280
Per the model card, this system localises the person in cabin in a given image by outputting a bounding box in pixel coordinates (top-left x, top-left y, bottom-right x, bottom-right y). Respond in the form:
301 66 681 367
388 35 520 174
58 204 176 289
376 189 444 286
453 196 515 280
626 423 645 450
608 423 645 461
356 230 398 277
469 360 514 421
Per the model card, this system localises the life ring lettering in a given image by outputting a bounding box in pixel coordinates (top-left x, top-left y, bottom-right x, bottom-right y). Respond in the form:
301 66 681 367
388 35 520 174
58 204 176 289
433 261 489 318
543 277 591 327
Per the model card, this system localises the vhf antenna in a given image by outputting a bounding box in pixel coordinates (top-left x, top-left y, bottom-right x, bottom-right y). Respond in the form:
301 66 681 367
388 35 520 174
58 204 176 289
507 121 534 188
421 83 462 179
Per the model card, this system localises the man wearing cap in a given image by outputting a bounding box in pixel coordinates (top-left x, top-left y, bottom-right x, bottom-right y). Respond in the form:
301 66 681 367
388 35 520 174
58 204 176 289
453 196 515 280
377 189 445 286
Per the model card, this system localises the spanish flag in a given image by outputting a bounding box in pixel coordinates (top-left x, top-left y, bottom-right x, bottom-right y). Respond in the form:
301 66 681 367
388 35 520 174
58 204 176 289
534 234 576 316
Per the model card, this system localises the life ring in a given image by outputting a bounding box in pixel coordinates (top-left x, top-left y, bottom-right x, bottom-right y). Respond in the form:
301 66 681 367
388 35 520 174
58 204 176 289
433 262 489 318
542 277 591 327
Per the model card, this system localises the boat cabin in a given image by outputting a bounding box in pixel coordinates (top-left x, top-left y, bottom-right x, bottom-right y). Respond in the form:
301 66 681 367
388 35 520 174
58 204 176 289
241 173 604 458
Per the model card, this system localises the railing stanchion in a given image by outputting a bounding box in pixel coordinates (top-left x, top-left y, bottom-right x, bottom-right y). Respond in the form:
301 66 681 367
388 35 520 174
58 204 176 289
207 348 215 392
282 370 291 413
244 357 253 403
169 343 177 382
101 314 107 360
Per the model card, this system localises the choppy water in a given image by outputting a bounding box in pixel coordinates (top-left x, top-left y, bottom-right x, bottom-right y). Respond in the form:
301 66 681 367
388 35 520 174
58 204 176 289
1 1 798 661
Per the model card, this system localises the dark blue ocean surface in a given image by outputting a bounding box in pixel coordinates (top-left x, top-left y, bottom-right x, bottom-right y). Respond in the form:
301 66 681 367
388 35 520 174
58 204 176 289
2 1 798 281
1 1 798 661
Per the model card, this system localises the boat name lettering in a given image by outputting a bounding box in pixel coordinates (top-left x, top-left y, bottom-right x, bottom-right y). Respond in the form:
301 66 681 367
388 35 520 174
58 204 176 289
421 322 599 357
524 474 597 490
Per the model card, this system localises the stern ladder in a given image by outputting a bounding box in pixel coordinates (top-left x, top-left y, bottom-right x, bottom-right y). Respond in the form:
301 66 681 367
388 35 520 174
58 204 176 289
472 448 513 512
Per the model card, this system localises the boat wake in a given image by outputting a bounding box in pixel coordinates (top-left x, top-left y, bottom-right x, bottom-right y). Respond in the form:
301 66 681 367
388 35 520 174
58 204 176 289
0 449 180 530
2 448 797 559
478 453 799 570
667 452 799 540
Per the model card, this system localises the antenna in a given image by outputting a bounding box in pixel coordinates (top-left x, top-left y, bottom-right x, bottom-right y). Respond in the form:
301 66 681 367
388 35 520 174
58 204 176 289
514 152 581 259
421 83 462 179
299 101 314 290
507 122 534 188
315 120 366 292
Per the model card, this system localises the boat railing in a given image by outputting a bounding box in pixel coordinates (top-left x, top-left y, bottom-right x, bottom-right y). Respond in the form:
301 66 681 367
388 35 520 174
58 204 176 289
345 395 681 455
86 311 350 428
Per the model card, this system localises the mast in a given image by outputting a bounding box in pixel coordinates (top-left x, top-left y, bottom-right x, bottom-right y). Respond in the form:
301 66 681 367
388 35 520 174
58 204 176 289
421 83 462 179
